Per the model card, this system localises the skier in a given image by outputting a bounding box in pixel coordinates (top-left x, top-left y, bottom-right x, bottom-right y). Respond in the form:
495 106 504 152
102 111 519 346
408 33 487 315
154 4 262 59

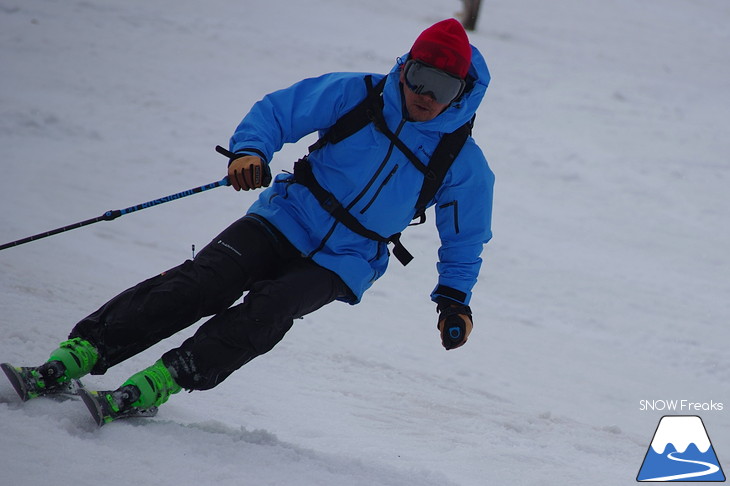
2 19 494 424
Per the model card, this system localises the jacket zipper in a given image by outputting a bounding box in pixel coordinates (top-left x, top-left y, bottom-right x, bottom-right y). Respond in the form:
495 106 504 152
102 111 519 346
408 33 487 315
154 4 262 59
347 118 406 211
308 118 407 259
439 200 460 234
360 164 398 214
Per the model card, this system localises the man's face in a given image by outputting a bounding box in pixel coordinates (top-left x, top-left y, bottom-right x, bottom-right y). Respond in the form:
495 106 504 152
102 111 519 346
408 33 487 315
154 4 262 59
399 70 450 122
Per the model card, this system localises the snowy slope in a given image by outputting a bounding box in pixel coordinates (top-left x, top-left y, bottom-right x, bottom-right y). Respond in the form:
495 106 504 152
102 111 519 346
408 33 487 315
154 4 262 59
1 0 728 485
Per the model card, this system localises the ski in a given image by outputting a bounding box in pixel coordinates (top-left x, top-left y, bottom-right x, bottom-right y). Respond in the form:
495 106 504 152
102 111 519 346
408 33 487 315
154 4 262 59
77 383 158 427
3 363 159 427
1 362 82 402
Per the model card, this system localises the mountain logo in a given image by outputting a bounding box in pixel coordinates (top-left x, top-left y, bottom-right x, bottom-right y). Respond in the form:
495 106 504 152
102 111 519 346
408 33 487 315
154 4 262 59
637 415 725 482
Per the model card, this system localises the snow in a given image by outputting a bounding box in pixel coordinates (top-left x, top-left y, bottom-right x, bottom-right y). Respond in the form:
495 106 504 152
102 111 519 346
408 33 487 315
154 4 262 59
1 0 728 484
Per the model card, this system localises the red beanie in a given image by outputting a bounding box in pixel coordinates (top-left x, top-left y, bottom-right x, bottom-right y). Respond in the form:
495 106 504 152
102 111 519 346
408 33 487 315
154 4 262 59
410 19 472 79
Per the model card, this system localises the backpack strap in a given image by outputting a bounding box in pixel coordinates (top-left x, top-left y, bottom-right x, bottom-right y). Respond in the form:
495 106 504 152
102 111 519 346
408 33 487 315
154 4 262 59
293 157 414 265
411 115 474 225
308 75 433 179
308 75 387 153
298 74 473 265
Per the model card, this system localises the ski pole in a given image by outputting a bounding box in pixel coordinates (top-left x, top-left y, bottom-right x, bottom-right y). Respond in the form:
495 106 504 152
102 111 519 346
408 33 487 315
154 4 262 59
0 176 230 252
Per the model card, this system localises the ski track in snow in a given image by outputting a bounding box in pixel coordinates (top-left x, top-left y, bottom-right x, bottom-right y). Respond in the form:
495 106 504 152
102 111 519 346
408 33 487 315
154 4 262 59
640 452 720 482
1 0 729 485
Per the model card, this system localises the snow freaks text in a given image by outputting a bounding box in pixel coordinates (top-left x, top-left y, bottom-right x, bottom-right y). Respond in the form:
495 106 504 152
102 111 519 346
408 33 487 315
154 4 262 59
639 400 724 412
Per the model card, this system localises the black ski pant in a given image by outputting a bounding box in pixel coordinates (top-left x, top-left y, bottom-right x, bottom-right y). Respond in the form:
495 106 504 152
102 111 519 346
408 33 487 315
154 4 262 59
70 216 352 390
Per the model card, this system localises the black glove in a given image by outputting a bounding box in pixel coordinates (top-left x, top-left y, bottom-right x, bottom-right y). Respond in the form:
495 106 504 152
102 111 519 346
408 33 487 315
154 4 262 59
436 301 473 350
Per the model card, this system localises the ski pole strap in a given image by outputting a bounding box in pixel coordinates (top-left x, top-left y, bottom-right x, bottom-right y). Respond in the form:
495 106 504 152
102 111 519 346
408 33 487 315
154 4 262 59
293 157 413 266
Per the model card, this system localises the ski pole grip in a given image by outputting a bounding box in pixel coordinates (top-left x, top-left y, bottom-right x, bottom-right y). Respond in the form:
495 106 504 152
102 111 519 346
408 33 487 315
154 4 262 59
216 145 272 187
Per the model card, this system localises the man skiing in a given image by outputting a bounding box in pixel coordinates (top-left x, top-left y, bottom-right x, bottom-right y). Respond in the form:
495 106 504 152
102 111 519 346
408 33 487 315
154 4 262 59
2 19 494 425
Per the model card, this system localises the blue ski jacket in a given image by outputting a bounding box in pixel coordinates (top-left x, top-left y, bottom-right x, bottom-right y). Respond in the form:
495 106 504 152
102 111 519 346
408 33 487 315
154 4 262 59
229 46 494 305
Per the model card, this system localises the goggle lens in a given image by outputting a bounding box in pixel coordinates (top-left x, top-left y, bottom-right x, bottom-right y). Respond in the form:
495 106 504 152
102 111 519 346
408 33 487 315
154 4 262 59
404 60 466 104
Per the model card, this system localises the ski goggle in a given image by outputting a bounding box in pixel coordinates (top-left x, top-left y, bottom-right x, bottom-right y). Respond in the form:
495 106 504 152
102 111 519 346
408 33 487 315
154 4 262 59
403 59 466 104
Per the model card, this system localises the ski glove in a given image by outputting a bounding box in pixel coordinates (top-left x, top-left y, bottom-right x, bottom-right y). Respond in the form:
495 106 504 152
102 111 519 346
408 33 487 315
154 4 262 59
228 155 267 191
437 302 473 350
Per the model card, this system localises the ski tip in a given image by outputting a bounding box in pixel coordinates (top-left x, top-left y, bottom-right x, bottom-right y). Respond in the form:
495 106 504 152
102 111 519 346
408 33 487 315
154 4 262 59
76 384 159 426
76 386 106 427
1 363 30 402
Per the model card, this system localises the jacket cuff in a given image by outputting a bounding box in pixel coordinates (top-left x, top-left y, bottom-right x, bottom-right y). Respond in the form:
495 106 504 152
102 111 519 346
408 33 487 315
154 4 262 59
229 147 268 165
431 284 469 305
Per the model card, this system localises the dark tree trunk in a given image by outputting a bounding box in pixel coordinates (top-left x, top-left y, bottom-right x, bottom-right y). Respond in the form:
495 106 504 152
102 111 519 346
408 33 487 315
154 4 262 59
460 0 482 31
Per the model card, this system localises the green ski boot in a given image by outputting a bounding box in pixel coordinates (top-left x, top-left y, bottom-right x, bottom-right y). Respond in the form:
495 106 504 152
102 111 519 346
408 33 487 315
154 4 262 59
2 338 98 401
78 359 182 426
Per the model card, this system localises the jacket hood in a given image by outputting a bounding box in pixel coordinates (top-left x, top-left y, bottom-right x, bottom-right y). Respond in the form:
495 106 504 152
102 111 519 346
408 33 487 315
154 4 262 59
384 45 490 133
